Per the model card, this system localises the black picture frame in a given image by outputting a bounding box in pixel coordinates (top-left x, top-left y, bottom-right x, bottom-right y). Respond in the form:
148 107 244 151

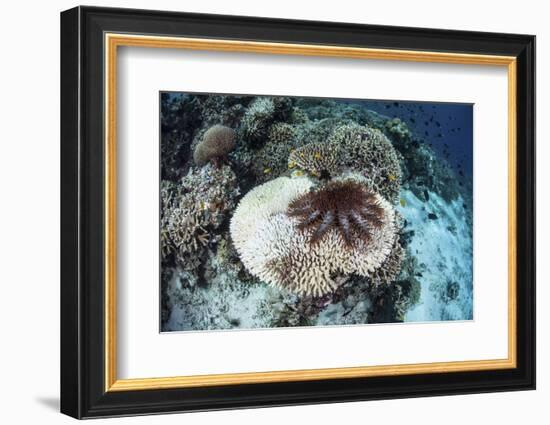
61 5 536 419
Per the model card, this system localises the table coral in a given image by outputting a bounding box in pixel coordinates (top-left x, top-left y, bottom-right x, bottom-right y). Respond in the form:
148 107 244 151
288 180 385 247
328 123 403 203
287 142 340 178
230 176 399 297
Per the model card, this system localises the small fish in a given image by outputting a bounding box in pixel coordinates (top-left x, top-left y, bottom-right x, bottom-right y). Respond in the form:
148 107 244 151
293 170 304 177
288 161 296 169
399 198 407 207
428 213 438 220
423 190 430 201
263 168 272 174
388 174 397 181
314 152 322 160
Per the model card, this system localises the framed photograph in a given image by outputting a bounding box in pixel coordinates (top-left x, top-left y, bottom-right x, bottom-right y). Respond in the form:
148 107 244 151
60 6 535 419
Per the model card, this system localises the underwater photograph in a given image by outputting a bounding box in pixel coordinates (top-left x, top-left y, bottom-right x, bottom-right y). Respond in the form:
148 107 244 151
160 92 473 332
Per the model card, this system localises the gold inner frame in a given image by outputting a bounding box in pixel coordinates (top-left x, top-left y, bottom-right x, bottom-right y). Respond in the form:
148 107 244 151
104 33 517 392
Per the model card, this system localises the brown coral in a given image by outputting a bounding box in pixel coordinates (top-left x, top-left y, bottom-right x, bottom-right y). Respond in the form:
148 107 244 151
287 180 385 247
161 164 239 269
370 239 404 285
327 123 403 203
193 124 236 165
287 142 340 178
251 123 299 182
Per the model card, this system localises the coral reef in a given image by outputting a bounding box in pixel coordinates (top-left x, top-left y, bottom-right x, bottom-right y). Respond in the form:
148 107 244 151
328 123 403 203
385 117 411 142
251 123 299 181
240 97 275 145
161 163 239 270
230 176 399 297
240 97 294 147
193 124 236 165
160 93 202 181
194 94 252 129
230 176 314 246
160 93 473 330
287 142 340 178
369 238 405 286
399 143 461 202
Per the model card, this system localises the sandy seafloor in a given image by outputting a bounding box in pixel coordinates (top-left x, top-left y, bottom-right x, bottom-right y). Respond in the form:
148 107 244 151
399 190 473 322
160 94 473 332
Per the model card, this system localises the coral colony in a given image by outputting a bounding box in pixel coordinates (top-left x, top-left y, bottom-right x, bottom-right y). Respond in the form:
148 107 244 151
160 93 473 331
231 175 399 297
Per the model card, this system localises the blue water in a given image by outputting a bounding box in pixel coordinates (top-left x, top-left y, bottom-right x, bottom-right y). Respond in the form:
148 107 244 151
348 99 474 178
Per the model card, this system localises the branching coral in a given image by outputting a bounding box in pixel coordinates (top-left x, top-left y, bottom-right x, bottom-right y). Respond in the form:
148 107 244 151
251 123 299 181
230 176 399 297
251 119 341 181
280 123 403 202
327 123 403 203
240 97 276 146
193 124 236 165
369 239 404 285
160 94 202 180
287 142 340 178
385 117 411 142
161 164 239 269
240 97 294 147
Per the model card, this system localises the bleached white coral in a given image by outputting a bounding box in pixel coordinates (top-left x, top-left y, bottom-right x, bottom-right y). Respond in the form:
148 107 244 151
230 176 399 297
230 176 313 248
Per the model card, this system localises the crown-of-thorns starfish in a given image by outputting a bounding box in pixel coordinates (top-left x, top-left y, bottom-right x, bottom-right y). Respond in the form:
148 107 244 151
287 180 384 247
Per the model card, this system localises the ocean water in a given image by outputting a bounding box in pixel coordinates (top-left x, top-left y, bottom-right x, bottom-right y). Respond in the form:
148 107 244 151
346 99 474 177
355 99 474 322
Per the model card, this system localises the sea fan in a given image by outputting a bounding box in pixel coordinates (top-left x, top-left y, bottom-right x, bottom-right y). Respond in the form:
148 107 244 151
287 180 384 247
